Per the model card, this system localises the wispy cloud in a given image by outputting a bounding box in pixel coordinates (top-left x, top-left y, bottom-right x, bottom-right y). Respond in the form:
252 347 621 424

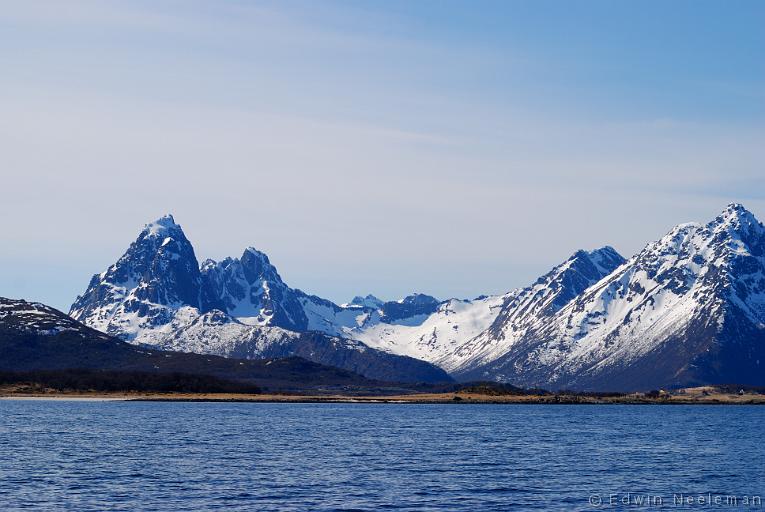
0 0 763 309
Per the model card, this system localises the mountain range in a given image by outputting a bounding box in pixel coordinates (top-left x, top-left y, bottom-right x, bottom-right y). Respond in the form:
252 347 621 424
63 203 765 391
67 216 449 384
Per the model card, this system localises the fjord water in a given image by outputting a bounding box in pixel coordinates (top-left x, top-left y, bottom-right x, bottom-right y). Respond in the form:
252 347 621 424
1 402 763 511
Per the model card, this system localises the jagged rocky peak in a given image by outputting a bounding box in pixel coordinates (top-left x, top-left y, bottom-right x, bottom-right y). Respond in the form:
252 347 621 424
536 246 623 282
640 204 762 261
134 214 196 262
381 293 441 322
240 247 284 284
715 202 761 229
704 204 765 316
632 204 764 280
347 294 384 309
133 215 201 306
586 246 625 273
199 245 308 331
69 214 204 339
109 213 199 286
562 246 625 274
588 205 765 326
71 213 315 338
143 213 180 235
531 246 626 309
473 246 626 343
708 203 765 253
201 247 286 292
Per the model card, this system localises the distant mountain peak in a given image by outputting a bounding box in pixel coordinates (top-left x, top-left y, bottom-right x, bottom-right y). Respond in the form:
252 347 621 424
239 246 285 284
723 201 754 217
399 293 439 304
572 246 625 275
711 203 762 234
143 214 180 236
536 247 625 287
70 214 203 338
380 293 441 323
243 246 270 259
348 294 384 309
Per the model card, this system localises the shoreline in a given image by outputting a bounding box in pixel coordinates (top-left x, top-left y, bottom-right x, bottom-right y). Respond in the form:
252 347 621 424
2 387 764 405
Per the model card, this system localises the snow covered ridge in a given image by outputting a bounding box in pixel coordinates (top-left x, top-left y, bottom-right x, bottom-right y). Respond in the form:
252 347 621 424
69 203 765 390
455 203 765 390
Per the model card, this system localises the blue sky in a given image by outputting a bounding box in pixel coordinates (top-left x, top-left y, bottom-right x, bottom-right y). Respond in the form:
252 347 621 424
1 0 763 310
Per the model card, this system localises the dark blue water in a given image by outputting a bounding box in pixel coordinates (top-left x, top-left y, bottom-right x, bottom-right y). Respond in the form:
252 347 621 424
1 401 763 511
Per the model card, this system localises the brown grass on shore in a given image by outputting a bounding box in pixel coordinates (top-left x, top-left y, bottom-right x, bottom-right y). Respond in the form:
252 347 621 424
2 385 764 404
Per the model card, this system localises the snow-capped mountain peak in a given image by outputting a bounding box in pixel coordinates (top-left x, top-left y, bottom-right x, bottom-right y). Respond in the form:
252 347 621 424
143 214 181 236
71 215 314 339
715 202 761 230
240 247 284 284
523 246 628 318
587 246 626 275
70 214 202 339
200 246 308 330
456 204 765 390
441 246 626 372
345 294 384 309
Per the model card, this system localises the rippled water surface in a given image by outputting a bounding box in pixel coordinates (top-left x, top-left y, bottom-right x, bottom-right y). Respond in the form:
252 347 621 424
1 401 763 511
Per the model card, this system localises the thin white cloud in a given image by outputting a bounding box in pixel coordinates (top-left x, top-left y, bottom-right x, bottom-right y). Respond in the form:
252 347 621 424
0 1 762 310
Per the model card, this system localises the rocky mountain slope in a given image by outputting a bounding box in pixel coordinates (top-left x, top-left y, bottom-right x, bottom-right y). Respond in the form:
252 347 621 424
338 248 625 371
458 204 765 390
69 218 450 383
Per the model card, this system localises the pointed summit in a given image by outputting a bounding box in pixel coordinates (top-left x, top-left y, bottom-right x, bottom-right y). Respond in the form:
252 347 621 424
587 246 624 270
153 213 176 225
240 247 283 284
198 245 307 331
724 202 752 215
499 246 626 328
143 214 181 236
711 203 762 231
348 294 384 309
70 215 202 338
443 246 626 374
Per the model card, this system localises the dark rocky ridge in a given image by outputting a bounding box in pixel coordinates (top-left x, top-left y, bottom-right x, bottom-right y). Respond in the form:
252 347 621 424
380 293 441 322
